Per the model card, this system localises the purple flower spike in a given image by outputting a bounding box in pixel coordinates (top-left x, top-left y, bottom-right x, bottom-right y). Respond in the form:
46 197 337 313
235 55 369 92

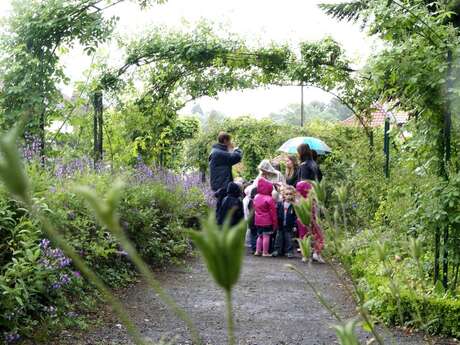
51 282 61 290
4 331 21 344
39 239 50 250
60 274 71 285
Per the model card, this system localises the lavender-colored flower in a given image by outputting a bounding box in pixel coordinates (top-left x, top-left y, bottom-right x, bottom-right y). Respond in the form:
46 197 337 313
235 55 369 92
39 239 50 250
132 161 215 207
39 258 53 270
73 271 81 278
21 134 42 162
58 256 72 268
53 156 109 179
4 331 20 344
51 282 62 290
40 243 75 289
60 274 71 285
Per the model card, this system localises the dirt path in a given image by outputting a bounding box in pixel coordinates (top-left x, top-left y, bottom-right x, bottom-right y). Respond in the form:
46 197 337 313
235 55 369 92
62 254 449 345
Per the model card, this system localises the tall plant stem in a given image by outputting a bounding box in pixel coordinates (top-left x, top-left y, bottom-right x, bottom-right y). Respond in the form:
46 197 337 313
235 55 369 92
225 290 236 345
286 264 343 322
359 306 386 345
434 226 441 284
341 204 347 231
452 262 459 292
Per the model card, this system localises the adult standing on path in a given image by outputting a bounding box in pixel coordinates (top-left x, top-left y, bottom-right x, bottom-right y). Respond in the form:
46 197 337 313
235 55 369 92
297 143 322 182
285 155 299 186
209 132 243 216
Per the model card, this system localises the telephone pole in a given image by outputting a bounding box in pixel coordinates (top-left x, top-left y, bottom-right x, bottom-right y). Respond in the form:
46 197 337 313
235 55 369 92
300 83 304 127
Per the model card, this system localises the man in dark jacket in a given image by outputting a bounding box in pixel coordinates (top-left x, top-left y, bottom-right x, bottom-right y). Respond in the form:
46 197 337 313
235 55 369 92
209 132 243 191
217 182 244 226
209 132 243 216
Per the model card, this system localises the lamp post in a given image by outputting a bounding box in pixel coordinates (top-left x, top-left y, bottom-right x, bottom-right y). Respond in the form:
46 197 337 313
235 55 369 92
300 83 304 127
383 115 390 178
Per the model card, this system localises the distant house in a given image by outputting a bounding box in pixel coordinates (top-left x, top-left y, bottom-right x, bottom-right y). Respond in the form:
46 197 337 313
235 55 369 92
341 105 408 128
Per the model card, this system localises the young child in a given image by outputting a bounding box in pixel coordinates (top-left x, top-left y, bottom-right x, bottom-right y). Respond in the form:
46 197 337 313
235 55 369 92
217 182 244 227
272 186 297 258
254 177 278 257
246 186 258 253
296 181 325 263
243 184 254 248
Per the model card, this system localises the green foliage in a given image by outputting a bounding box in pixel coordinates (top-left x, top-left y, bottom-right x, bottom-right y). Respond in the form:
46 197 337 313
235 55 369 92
332 320 360 345
188 215 247 345
187 116 311 178
189 215 247 293
130 98 200 167
0 166 206 340
294 196 313 228
314 115 460 338
0 0 114 130
297 236 312 262
119 183 194 264
0 125 31 203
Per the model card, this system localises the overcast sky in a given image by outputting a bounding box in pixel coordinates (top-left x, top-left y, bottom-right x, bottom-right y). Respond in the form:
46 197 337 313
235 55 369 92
0 0 375 118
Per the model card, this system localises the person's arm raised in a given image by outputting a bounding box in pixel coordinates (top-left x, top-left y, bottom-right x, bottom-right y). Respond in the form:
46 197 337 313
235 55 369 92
226 148 242 165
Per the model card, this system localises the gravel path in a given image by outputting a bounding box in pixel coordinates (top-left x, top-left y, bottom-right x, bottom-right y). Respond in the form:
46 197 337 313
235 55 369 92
61 254 454 345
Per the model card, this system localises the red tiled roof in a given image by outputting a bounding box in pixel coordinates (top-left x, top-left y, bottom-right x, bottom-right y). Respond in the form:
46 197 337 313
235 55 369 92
341 107 408 128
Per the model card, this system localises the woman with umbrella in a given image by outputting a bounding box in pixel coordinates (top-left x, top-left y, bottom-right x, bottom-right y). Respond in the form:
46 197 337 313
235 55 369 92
278 137 329 183
297 144 322 182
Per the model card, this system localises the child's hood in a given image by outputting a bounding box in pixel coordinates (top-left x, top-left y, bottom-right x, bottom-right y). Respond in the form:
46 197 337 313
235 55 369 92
227 182 241 197
244 184 255 198
257 177 273 196
258 159 278 175
296 181 312 198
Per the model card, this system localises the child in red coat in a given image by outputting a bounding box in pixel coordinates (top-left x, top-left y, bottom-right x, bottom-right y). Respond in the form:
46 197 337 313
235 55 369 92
253 178 278 257
296 181 325 263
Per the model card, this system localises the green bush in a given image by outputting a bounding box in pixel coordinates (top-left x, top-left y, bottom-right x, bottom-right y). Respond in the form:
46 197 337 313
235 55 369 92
119 183 190 265
0 167 208 342
307 120 460 338
375 292 460 337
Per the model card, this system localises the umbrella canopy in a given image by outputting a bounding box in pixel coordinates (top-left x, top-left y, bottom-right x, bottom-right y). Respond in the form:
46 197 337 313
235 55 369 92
278 137 331 155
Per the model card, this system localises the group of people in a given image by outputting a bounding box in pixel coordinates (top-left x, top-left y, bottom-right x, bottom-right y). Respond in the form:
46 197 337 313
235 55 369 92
209 131 325 263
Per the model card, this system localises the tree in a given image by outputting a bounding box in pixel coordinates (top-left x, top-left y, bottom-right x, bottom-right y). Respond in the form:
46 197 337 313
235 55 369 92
328 97 353 120
0 0 160 159
322 0 460 288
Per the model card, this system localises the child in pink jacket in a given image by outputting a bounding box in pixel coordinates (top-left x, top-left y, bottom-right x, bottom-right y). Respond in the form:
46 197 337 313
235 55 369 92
254 178 278 257
296 181 325 263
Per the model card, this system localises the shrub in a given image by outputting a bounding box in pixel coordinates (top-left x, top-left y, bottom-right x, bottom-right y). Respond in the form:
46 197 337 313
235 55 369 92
0 166 208 342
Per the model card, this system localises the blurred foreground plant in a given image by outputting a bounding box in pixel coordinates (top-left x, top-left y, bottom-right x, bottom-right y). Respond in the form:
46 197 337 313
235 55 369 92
297 236 312 263
0 126 201 345
77 183 202 345
294 192 313 227
188 215 247 345
0 127 148 344
289 179 388 345
333 319 360 345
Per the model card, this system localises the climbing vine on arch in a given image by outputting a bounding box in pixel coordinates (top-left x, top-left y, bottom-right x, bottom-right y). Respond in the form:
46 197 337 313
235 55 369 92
98 24 378 167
